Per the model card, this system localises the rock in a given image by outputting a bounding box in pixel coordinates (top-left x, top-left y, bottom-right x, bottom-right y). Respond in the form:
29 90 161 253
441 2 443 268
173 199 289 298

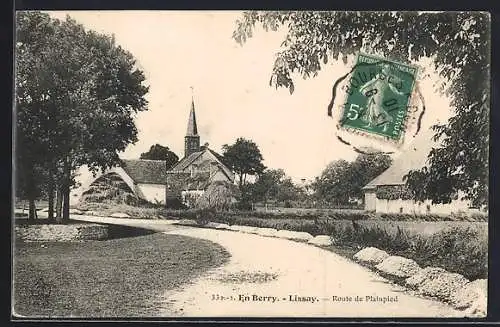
235 226 260 234
464 294 487 318
69 208 83 215
173 219 199 226
213 223 230 230
110 212 131 218
275 230 313 241
375 256 421 278
308 235 333 246
405 267 447 289
255 228 278 237
353 247 390 266
205 222 222 228
405 267 469 301
449 279 487 311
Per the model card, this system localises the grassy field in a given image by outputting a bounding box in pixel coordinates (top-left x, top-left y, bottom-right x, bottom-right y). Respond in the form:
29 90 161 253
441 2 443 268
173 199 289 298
13 232 230 318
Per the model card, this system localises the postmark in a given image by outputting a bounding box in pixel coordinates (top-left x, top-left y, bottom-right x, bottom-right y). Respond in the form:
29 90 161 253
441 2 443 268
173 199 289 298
340 53 418 141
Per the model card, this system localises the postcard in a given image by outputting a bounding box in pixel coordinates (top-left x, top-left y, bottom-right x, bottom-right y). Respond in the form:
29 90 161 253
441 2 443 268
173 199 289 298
13 10 489 319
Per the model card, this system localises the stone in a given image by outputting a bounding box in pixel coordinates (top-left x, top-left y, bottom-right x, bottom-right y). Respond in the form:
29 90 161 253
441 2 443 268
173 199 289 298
110 212 131 218
308 235 333 246
375 256 422 278
234 226 259 234
255 228 279 237
449 279 487 311
405 267 469 301
174 219 199 226
353 247 390 266
213 223 231 230
275 230 314 241
205 222 222 229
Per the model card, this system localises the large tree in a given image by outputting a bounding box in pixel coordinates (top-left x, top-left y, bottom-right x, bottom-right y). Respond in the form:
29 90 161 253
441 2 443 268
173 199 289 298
233 11 489 207
222 137 266 187
140 144 179 169
312 153 392 205
312 159 353 205
250 168 303 205
15 12 149 221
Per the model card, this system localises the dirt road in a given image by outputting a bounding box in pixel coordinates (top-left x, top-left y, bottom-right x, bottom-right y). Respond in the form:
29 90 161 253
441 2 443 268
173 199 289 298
73 216 464 318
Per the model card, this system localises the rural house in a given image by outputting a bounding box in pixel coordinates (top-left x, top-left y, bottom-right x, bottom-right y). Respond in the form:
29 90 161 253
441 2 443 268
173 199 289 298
362 130 478 215
73 98 235 207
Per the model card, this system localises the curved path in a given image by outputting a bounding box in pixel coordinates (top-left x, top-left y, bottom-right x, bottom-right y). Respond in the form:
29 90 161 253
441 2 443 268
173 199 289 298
74 215 465 318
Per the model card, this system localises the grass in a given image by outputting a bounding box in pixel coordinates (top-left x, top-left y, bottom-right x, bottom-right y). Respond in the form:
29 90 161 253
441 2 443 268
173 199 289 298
13 232 230 318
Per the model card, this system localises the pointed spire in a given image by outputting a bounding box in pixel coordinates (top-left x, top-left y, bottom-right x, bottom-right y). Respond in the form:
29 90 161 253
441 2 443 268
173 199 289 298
186 88 198 136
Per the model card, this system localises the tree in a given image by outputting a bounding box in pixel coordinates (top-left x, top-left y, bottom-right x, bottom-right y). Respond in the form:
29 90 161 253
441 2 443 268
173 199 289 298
250 168 303 206
140 144 179 169
222 137 266 187
15 12 149 221
233 11 489 206
251 168 285 203
348 153 392 199
195 180 240 211
312 153 391 205
312 160 353 205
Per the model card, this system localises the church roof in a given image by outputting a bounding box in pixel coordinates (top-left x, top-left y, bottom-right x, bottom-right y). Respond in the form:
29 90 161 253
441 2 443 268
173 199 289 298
121 159 167 184
169 147 234 182
363 129 440 189
186 99 198 136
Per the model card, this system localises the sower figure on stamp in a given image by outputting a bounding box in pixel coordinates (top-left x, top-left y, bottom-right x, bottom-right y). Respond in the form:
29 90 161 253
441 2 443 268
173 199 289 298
359 63 404 132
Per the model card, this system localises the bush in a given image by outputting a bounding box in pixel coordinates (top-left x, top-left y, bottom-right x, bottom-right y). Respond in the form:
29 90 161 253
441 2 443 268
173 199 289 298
408 225 487 280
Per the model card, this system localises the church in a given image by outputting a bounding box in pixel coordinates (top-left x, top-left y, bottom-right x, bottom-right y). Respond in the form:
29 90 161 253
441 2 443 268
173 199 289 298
73 98 235 207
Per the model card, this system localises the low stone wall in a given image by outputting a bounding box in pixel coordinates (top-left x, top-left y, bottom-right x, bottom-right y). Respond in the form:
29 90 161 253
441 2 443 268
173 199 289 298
15 223 109 242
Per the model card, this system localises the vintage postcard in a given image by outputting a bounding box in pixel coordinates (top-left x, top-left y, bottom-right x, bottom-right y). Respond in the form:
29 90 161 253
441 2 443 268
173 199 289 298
12 11 489 319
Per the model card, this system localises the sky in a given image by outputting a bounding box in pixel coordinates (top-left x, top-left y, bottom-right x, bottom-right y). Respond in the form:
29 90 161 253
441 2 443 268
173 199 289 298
46 11 453 182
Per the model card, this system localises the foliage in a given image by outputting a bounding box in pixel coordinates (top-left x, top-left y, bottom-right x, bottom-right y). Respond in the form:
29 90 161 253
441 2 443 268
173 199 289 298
313 153 392 204
222 137 265 187
195 181 240 211
233 11 489 206
408 225 487 280
140 144 179 169
376 185 415 201
248 168 304 205
15 11 149 220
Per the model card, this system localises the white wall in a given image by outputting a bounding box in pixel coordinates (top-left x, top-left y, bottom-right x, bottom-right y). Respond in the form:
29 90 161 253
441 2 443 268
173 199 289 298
364 190 377 211
137 183 165 204
375 198 477 215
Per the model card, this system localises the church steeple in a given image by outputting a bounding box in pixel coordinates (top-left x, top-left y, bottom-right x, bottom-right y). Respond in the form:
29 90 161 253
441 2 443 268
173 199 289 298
186 98 198 136
184 91 200 158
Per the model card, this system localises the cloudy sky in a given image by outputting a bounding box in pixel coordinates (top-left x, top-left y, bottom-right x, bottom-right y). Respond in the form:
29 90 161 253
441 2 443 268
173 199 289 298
47 11 453 182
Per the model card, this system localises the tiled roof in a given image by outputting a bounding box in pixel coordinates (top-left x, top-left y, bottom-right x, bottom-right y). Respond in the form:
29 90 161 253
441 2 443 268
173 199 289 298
121 159 168 184
363 129 440 188
170 151 205 171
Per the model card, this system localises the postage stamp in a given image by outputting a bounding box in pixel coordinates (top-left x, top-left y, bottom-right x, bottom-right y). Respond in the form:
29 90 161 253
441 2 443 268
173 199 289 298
339 53 419 141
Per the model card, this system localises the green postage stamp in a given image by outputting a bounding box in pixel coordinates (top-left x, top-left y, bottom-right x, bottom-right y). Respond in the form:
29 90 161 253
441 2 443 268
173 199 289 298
340 53 419 141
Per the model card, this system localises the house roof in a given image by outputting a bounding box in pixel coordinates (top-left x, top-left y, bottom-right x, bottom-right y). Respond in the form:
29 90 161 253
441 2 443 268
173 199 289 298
171 151 205 171
121 159 168 184
363 129 440 189
170 147 233 180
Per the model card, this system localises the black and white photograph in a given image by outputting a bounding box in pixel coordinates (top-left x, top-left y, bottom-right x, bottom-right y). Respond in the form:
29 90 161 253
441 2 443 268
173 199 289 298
12 10 489 319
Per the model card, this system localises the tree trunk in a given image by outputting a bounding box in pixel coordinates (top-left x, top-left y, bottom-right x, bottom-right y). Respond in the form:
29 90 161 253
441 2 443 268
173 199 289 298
62 157 71 222
55 187 63 223
47 172 54 222
62 185 70 222
28 197 36 221
239 174 243 188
